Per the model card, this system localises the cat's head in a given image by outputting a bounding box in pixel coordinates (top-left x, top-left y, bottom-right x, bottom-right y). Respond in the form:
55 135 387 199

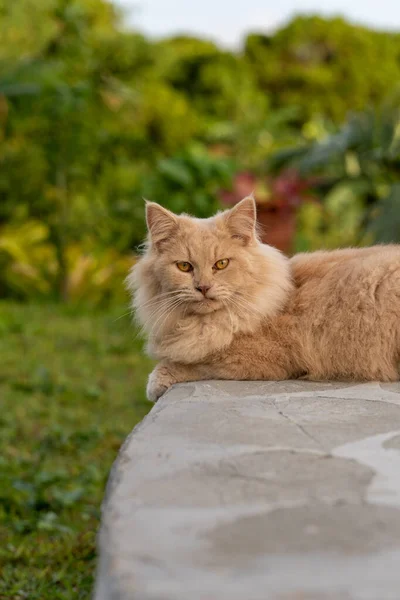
128 196 292 347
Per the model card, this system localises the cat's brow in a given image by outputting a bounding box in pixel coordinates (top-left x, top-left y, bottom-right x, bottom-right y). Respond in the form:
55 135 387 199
187 244 222 266
186 246 194 264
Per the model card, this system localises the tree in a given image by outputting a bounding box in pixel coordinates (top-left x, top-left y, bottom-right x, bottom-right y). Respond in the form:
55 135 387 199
244 16 400 124
0 0 204 300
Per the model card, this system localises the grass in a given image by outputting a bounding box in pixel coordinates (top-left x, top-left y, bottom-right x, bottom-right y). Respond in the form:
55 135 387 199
0 302 154 599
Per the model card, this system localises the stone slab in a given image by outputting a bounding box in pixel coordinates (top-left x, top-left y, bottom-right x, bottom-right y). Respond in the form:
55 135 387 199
94 380 400 600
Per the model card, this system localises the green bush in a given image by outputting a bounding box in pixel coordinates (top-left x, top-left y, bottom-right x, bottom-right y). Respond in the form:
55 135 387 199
269 105 400 248
2 1 400 301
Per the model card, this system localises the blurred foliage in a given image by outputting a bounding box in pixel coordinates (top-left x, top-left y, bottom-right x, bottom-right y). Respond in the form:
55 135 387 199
269 104 400 249
1 2 400 300
245 16 400 124
143 143 235 216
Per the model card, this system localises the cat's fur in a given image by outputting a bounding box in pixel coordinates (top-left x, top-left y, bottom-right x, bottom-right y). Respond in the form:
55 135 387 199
127 197 400 401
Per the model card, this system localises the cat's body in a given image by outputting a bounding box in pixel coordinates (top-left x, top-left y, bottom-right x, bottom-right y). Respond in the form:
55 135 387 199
128 198 400 401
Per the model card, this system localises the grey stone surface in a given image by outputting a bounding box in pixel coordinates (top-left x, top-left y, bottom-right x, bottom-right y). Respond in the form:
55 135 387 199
94 381 400 600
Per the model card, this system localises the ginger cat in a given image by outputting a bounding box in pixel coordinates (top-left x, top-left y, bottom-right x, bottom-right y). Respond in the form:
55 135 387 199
127 197 400 401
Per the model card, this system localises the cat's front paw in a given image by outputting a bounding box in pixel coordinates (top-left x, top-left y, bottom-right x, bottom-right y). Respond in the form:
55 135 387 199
146 363 177 402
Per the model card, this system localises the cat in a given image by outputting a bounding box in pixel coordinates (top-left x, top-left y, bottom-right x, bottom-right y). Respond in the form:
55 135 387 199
127 196 400 401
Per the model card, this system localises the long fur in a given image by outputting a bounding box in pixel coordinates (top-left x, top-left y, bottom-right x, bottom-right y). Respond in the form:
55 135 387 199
127 197 292 363
127 198 400 400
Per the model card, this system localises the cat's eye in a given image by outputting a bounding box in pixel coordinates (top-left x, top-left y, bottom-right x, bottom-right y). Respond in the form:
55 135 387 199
214 258 229 270
176 261 193 272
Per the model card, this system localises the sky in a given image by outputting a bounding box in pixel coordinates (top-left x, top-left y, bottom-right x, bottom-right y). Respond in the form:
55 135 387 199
116 0 400 47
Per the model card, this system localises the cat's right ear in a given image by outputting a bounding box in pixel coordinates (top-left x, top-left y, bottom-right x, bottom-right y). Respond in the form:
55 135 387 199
145 201 178 247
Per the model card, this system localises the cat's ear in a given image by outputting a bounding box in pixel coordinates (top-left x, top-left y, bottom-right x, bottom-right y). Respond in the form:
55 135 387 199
145 201 178 247
224 196 257 244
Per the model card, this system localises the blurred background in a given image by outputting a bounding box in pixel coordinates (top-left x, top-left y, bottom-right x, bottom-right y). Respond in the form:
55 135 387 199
1 1 400 597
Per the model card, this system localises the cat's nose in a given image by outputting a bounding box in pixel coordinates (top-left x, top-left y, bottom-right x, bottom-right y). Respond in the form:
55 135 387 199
196 285 211 297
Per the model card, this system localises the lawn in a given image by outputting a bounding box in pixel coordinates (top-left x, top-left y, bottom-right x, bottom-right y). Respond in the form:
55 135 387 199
0 302 154 599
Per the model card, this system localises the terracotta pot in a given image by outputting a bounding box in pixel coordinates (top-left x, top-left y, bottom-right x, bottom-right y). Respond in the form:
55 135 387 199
256 204 296 255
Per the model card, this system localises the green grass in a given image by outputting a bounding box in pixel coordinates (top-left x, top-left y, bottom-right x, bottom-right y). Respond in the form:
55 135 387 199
0 302 154 599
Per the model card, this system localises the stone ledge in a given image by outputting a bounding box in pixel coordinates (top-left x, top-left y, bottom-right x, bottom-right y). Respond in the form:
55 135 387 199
94 380 400 600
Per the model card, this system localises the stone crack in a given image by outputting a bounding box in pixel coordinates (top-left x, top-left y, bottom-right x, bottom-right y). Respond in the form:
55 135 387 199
271 397 328 453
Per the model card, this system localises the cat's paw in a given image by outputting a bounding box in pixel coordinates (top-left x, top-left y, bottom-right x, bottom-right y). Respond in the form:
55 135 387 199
146 363 177 402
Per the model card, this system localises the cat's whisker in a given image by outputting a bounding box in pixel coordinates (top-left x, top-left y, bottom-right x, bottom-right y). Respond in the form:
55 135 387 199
228 296 266 322
142 301 177 325
140 293 189 323
120 291 186 324
226 299 250 325
235 296 267 311
148 295 189 330
151 298 188 338
232 304 265 323
153 306 186 339
113 309 135 323
231 294 267 317
134 297 185 339
234 292 273 317
221 299 235 335
139 289 184 305
182 303 189 319
135 290 185 311
129 290 188 334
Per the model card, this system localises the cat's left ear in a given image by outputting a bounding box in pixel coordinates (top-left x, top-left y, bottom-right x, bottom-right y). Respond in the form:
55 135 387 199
224 195 257 244
145 201 178 247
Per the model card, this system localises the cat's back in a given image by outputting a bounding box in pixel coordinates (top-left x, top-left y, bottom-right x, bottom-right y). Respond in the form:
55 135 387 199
290 245 400 284
288 245 400 314
283 245 400 381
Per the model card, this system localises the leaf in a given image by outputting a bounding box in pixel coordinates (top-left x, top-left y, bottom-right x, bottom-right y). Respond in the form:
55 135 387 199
33 365 54 395
268 145 311 172
158 158 194 187
52 487 85 507
368 184 400 243
0 83 41 96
